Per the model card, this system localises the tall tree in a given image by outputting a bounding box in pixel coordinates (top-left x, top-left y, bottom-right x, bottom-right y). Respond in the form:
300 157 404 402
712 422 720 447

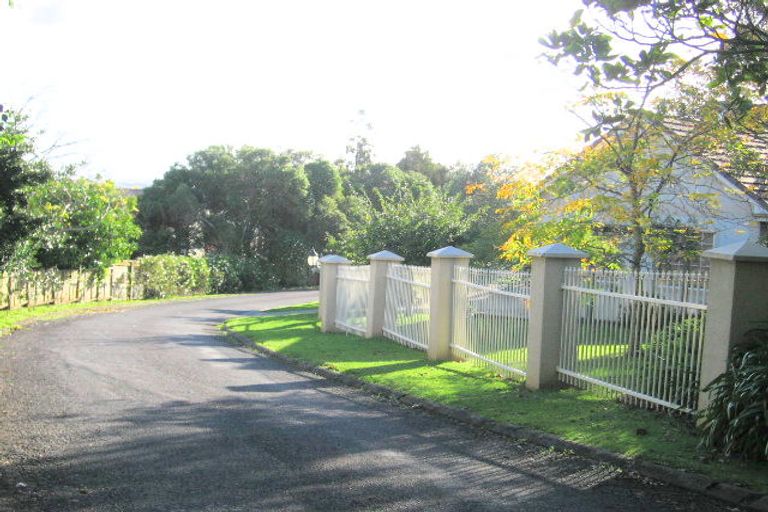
26 174 141 270
0 106 52 269
345 163 434 209
138 146 339 287
329 189 471 265
499 84 753 271
397 146 451 188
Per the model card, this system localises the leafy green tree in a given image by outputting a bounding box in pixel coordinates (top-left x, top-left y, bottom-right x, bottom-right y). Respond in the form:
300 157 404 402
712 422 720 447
330 189 471 265
0 106 52 269
305 160 342 201
498 157 623 269
498 84 750 271
26 174 141 270
454 156 519 265
397 146 451 188
345 163 434 209
138 146 340 288
544 0 768 110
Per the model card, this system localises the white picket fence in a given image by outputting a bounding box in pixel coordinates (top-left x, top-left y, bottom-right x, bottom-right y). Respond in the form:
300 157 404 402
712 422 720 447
335 265 370 335
558 268 709 411
383 264 431 350
326 249 718 414
451 267 531 377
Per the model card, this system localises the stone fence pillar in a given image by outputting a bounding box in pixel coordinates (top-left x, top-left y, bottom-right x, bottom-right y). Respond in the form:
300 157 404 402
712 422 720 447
427 246 473 360
698 240 768 409
525 243 586 390
366 250 404 338
318 254 350 333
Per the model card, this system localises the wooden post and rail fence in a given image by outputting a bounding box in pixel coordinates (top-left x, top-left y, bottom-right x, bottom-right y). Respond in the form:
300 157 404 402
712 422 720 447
0 261 143 311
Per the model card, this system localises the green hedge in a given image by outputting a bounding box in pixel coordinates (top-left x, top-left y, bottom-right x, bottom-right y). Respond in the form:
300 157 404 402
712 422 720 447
135 255 212 298
134 253 313 298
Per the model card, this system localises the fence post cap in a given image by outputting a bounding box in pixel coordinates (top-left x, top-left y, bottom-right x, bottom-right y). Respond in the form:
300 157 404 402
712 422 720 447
426 246 474 259
367 250 405 262
318 254 350 264
527 243 587 259
703 239 768 262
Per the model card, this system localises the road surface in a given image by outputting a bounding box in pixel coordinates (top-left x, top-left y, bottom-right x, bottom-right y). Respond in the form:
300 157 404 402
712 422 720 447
0 293 739 511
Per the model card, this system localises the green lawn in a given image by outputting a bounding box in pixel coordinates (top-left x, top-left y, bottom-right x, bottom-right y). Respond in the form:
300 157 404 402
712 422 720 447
0 294 234 337
265 301 319 313
225 312 768 493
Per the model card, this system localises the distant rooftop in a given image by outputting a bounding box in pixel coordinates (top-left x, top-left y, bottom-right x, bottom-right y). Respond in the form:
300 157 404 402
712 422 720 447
119 187 144 198
664 117 768 210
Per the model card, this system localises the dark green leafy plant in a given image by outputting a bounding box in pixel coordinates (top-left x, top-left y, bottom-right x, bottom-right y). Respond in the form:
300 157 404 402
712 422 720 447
699 329 768 461
135 255 211 298
206 254 280 293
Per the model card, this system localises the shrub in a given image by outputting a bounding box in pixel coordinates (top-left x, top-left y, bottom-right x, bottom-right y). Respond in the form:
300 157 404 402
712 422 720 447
646 316 704 411
699 329 768 461
206 254 281 293
135 254 211 298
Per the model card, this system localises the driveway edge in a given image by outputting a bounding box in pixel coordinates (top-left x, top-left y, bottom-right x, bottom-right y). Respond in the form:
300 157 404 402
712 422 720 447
224 328 767 512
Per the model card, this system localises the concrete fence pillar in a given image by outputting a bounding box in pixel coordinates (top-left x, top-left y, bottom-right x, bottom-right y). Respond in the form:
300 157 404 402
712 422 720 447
366 250 404 338
525 243 586 390
318 254 350 333
698 240 768 409
426 246 473 360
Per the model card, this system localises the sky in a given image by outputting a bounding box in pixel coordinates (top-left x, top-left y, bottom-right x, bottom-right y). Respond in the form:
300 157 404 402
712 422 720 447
1 0 586 187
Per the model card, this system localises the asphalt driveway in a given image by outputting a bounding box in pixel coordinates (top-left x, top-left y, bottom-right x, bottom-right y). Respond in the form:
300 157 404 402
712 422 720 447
0 292 741 511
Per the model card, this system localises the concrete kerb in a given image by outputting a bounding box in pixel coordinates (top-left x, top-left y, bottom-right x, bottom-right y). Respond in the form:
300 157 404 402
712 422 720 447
223 327 768 512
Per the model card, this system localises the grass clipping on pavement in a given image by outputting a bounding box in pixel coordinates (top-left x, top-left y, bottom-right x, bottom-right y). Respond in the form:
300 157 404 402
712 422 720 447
225 312 768 492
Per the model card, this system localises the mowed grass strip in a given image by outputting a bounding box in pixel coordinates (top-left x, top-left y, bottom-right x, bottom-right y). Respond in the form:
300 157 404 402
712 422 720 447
264 301 319 313
0 294 235 336
225 313 768 492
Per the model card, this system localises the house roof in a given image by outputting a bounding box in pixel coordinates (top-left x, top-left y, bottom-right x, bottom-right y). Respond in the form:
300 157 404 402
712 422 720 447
663 117 768 213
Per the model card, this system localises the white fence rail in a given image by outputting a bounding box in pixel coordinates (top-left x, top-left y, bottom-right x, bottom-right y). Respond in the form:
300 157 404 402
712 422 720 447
319 241 748 415
383 264 431 350
558 268 709 412
335 265 370 335
452 266 531 377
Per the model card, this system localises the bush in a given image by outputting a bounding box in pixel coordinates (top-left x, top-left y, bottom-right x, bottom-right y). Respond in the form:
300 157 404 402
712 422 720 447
646 316 704 411
699 330 768 461
135 255 212 298
206 254 282 293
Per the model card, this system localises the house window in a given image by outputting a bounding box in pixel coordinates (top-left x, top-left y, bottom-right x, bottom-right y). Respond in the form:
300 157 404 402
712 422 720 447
760 221 768 241
696 232 714 272
664 231 713 272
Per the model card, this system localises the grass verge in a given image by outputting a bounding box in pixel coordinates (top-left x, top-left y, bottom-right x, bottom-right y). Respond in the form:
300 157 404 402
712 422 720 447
265 301 319 313
0 294 235 337
225 312 768 493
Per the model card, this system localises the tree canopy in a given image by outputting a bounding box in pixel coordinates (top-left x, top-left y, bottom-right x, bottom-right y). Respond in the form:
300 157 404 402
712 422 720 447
498 82 760 270
544 0 768 110
27 174 141 270
0 107 52 269
329 189 471 265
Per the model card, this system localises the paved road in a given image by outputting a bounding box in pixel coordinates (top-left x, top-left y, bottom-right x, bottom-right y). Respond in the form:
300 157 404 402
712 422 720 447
0 293 740 511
